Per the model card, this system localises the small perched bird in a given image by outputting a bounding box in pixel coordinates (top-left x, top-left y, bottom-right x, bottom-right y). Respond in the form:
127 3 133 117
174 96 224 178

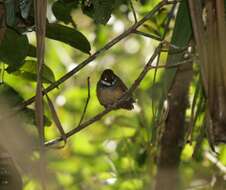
96 69 134 110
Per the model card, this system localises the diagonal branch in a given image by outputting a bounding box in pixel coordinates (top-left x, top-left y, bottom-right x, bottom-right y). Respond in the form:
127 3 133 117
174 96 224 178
133 30 162 41
45 55 192 148
14 0 178 113
45 92 67 145
45 44 163 147
78 77 91 126
129 0 138 23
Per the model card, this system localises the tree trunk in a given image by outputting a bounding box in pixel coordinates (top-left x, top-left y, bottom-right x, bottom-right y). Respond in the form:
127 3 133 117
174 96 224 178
155 63 193 190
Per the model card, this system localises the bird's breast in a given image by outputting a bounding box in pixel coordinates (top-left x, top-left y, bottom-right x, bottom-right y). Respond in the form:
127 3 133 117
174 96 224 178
97 85 124 106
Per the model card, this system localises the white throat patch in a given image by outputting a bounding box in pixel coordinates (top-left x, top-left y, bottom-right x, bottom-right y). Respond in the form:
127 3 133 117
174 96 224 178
101 78 116 87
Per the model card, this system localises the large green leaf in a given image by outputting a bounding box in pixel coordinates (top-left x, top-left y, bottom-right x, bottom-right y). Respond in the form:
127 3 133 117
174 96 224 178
46 23 91 54
5 0 17 27
52 0 79 24
0 29 29 71
82 0 115 24
11 60 55 84
19 0 33 19
152 0 192 142
163 0 192 92
27 44 36 57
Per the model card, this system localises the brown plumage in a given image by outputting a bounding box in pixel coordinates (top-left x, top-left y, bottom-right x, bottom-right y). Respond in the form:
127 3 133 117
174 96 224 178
96 69 134 110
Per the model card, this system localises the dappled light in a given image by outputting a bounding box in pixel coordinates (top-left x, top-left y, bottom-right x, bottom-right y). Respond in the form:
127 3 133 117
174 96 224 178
0 0 226 190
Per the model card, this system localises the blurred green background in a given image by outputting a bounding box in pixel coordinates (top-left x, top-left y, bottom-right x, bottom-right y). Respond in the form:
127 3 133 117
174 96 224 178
1 0 226 189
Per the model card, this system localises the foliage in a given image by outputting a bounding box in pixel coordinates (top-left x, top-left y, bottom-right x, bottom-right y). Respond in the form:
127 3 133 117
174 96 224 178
0 0 226 190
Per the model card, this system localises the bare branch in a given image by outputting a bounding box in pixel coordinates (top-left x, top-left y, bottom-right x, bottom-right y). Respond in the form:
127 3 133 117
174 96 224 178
133 30 162 41
45 54 193 148
129 0 137 23
15 0 178 113
45 44 163 147
78 77 91 126
34 0 47 188
45 92 67 145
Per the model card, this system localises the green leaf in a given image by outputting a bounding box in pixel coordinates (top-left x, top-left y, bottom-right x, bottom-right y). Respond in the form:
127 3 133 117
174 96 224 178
163 0 192 90
0 29 29 72
152 0 192 143
19 108 52 127
94 0 115 24
82 0 115 24
19 0 33 19
0 83 24 106
12 60 55 84
5 0 17 27
27 44 36 57
46 23 91 54
52 0 79 24
81 0 95 19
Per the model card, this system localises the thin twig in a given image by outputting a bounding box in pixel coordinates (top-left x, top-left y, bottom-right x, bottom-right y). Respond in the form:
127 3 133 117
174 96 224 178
129 0 137 23
152 58 193 69
161 40 189 52
151 4 177 131
188 0 208 90
0 63 4 84
185 80 201 144
45 92 67 145
14 0 178 113
133 30 162 41
161 2 177 40
78 77 91 126
44 55 192 148
205 151 226 173
45 44 163 147
45 55 192 147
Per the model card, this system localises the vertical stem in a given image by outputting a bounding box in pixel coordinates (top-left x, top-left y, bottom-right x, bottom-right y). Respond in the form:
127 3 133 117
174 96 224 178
34 0 47 189
155 63 193 190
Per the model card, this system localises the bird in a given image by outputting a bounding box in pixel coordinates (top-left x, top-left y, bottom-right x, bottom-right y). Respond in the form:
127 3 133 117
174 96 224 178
96 69 134 110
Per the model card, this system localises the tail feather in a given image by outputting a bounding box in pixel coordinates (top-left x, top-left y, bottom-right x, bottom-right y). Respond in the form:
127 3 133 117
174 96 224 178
119 98 135 110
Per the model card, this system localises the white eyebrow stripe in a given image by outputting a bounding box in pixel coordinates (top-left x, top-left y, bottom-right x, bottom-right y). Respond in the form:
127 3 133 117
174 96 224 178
101 80 112 86
101 78 117 87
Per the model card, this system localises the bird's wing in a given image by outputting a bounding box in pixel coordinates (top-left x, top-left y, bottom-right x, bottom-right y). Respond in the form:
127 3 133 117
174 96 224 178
117 77 129 92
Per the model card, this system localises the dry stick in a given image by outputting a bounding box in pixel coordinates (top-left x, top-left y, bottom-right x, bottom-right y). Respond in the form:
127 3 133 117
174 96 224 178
129 0 137 23
16 0 178 112
188 0 208 91
45 93 67 144
78 77 91 126
45 44 193 147
34 0 47 189
133 30 162 41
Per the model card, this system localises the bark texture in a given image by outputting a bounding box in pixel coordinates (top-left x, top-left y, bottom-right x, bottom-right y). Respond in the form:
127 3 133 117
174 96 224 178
155 63 193 190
